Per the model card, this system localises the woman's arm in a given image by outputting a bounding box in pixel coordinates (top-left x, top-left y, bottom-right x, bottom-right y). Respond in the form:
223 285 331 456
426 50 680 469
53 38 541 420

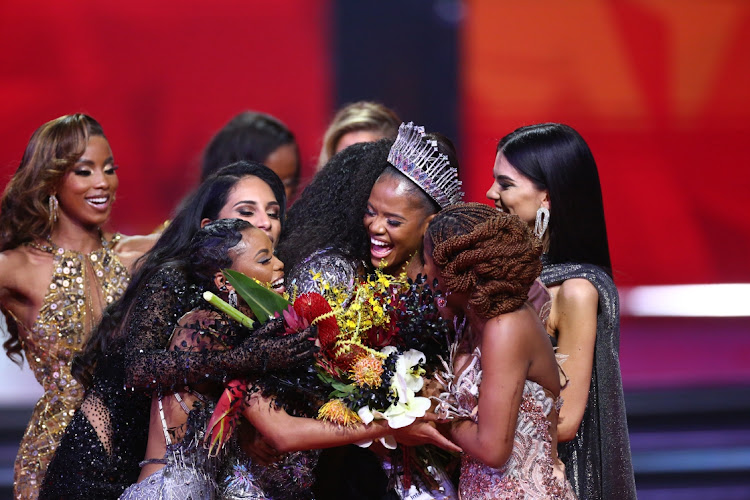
112 233 159 273
243 393 461 454
449 312 530 469
124 268 315 391
550 278 598 442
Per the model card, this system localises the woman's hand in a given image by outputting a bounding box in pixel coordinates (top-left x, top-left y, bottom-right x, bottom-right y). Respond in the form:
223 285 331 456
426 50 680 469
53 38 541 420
238 423 281 466
391 419 462 453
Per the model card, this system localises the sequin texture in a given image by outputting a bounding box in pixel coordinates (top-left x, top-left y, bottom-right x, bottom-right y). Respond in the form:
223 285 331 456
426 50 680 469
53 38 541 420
449 347 576 500
14 235 130 500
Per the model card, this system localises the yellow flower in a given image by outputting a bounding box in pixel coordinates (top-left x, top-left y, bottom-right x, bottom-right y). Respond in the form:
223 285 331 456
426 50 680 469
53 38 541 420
317 399 361 426
351 355 384 388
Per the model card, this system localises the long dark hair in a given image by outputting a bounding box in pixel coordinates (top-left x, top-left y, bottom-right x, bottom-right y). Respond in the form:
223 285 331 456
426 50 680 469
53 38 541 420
497 123 612 275
202 111 300 187
72 162 284 384
276 139 391 275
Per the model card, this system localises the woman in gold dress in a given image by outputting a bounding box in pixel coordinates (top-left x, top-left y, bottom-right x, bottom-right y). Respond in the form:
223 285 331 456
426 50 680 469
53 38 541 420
0 114 153 499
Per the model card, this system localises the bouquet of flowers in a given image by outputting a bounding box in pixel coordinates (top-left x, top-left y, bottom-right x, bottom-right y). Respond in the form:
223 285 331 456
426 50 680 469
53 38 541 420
202 267 454 453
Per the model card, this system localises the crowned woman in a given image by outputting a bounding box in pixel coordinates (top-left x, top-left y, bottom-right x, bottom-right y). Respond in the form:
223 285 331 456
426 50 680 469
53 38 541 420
278 122 464 498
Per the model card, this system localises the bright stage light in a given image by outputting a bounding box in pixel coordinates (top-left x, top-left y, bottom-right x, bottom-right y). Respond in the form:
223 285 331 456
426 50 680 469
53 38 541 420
620 284 750 317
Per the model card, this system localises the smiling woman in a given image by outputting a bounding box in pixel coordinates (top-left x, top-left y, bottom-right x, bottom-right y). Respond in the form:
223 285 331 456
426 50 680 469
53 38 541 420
0 114 155 499
364 122 463 277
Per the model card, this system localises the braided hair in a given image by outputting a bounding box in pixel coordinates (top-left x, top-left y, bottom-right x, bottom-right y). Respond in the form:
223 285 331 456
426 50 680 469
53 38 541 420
426 203 542 319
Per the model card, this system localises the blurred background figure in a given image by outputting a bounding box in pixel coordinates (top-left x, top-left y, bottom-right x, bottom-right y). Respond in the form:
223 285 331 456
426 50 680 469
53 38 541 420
202 111 301 203
316 101 400 170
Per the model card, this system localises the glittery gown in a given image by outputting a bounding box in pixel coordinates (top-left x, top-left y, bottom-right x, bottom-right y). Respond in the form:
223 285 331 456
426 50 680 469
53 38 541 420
12 235 130 500
39 266 201 499
449 347 576 500
540 262 636 500
40 265 318 499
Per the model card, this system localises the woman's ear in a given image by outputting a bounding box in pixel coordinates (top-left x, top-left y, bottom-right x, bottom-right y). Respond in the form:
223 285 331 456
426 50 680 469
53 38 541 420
213 271 227 291
200 217 212 228
540 190 551 211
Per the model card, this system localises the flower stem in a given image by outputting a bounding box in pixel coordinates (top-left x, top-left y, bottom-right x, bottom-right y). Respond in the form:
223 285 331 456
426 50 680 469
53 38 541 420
203 291 255 328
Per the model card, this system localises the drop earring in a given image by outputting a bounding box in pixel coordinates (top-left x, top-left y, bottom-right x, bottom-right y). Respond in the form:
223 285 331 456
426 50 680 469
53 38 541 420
48 194 58 225
534 207 550 239
228 289 238 308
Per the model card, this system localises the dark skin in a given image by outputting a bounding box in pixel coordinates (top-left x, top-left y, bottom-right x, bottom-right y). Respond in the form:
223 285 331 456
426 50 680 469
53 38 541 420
422 237 562 469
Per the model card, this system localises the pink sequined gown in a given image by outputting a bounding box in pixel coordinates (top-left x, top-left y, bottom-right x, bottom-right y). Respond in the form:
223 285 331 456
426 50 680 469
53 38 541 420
455 348 577 500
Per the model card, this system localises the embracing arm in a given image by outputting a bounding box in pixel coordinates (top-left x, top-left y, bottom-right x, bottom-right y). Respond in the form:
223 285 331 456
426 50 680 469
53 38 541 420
449 313 530 469
550 278 598 442
244 393 461 454
124 268 315 391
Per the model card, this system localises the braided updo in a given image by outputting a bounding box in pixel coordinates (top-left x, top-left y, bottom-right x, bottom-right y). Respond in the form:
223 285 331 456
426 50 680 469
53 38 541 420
426 202 542 319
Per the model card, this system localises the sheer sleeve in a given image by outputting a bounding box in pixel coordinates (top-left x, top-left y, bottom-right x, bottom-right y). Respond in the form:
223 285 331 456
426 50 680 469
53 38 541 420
124 267 316 391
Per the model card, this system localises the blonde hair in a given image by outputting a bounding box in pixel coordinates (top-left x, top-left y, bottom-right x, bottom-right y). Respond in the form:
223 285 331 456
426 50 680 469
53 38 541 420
317 101 400 168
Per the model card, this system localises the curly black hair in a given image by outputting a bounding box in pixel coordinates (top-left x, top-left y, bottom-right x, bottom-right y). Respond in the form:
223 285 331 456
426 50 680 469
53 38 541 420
276 139 392 275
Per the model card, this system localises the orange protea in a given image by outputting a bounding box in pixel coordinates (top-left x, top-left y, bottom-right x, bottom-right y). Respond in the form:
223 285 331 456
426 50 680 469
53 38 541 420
350 355 384 388
317 399 362 426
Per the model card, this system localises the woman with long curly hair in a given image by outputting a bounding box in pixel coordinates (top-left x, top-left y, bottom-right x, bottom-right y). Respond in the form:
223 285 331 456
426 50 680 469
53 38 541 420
425 203 576 499
0 114 155 498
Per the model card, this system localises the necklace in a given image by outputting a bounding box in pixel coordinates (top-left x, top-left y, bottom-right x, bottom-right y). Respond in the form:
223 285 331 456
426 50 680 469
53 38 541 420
28 233 126 335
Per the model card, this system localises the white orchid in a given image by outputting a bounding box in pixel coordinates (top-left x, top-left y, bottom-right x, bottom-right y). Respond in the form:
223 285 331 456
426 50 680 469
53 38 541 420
355 407 397 449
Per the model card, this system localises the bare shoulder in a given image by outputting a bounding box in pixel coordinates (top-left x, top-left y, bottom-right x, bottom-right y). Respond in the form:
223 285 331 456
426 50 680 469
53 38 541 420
556 278 599 310
483 306 542 352
110 233 159 271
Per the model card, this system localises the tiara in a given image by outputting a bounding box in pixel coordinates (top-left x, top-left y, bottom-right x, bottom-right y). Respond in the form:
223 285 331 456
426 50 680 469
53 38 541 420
387 122 463 208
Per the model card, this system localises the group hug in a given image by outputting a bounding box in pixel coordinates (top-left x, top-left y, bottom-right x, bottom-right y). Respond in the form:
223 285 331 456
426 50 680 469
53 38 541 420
0 102 637 499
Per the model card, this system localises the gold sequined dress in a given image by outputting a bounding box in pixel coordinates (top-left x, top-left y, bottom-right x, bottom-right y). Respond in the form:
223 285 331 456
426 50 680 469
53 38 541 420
12 235 130 500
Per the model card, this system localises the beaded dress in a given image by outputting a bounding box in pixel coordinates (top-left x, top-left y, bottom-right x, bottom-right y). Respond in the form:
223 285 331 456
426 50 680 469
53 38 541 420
40 265 315 499
13 235 130 500
540 262 636 500
440 347 576 500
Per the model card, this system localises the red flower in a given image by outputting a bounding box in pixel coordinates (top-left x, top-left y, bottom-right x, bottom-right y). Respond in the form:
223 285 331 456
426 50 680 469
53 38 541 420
293 292 340 348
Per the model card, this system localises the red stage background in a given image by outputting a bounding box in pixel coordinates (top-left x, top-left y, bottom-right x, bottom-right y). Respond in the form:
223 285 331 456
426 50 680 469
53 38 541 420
0 0 332 234
1 0 749 287
460 1 750 286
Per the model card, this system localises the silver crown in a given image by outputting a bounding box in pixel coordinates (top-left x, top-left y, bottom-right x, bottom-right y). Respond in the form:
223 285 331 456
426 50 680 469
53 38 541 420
387 122 463 208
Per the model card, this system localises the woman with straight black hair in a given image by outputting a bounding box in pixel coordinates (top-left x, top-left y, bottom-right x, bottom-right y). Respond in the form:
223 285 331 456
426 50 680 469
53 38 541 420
40 162 314 499
486 123 636 500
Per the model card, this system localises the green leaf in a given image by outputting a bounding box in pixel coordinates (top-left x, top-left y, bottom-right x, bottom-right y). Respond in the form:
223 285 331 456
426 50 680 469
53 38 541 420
331 381 354 393
223 269 290 323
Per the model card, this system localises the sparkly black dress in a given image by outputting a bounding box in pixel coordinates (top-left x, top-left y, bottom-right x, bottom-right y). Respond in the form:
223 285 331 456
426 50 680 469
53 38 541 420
540 262 637 500
40 265 311 499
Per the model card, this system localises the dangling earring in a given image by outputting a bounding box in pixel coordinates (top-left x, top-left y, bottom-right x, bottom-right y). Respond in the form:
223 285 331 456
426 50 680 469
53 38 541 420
48 194 59 225
228 289 238 309
534 207 550 239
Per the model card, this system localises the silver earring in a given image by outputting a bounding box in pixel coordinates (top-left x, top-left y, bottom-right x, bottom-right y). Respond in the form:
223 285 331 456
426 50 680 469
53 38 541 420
48 194 58 225
534 207 550 239
228 289 238 308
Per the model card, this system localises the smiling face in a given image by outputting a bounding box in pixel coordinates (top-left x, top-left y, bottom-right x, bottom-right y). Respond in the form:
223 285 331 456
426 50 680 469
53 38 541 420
486 152 548 226
229 226 286 294
364 175 433 275
214 176 282 246
56 135 119 229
